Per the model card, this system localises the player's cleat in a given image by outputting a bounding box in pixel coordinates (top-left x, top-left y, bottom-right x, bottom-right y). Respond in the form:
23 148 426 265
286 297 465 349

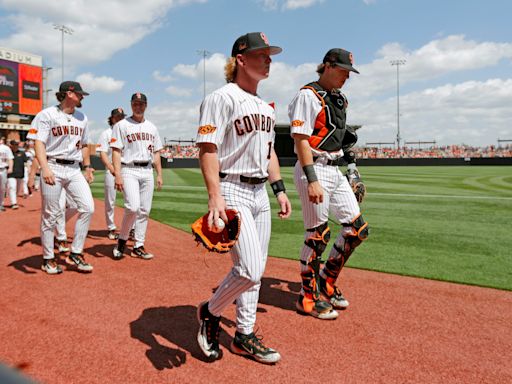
66 252 93 272
57 239 70 253
197 301 222 360
130 246 154 260
129 229 135 241
11 204 19 209
230 331 281 364
296 294 339 320
320 278 349 309
0 206 5 212
113 239 126 260
108 230 119 240
41 258 63 275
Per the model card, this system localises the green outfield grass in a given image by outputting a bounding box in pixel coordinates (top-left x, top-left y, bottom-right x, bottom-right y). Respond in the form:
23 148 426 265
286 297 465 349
90 166 512 291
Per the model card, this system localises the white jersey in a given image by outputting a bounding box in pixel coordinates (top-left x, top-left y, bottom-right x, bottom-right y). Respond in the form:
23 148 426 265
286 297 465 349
28 105 90 162
196 82 276 178
288 88 344 160
110 117 163 164
0 144 14 169
98 128 113 158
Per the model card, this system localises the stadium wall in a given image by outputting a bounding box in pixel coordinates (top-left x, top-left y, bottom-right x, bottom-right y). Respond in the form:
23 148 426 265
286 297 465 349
89 156 512 170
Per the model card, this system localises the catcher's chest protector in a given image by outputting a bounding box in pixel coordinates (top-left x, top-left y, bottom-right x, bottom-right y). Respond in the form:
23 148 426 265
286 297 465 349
303 82 357 152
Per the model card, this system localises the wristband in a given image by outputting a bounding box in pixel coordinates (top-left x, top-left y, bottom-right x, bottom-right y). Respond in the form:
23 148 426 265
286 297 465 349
83 164 92 169
302 164 318 183
270 179 286 196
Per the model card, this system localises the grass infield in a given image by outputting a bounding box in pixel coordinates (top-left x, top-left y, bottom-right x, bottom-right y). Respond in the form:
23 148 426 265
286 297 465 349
90 166 512 291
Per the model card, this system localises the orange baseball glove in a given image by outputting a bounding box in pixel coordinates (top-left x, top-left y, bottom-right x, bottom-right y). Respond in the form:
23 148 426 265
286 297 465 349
191 209 241 253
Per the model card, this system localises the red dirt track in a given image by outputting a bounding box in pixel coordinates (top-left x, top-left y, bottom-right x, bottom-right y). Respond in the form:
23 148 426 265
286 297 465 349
1 195 511 384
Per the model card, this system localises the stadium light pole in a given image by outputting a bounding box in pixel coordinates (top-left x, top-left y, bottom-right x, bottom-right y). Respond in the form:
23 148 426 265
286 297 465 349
390 59 406 150
42 66 52 108
197 50 210 100
53 24 74 83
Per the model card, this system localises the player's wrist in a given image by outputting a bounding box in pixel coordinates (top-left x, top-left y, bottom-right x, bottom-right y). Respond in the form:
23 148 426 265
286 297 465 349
270 179 286 196
302 164 318 183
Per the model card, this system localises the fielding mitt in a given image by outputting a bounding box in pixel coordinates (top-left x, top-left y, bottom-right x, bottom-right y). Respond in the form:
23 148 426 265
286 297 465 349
191 209 241 253
346 168 367 204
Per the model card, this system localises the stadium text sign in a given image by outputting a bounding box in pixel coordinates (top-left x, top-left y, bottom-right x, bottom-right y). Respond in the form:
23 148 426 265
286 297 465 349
0 47 42 67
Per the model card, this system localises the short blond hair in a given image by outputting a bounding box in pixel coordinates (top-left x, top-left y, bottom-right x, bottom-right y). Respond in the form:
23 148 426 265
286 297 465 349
224 57 237 83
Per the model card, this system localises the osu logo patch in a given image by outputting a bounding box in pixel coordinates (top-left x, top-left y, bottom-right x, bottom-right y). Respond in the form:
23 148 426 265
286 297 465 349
110 137 117 143
291 120 304 127
198 125 216 135
29 128 38 134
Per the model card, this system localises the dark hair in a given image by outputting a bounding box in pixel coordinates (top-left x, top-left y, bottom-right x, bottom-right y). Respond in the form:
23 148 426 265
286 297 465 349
108 116 114 127
56 92 66 102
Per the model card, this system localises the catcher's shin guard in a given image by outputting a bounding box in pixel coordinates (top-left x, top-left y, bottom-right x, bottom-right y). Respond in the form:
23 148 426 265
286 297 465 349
300 223 331 308
322 213 369 287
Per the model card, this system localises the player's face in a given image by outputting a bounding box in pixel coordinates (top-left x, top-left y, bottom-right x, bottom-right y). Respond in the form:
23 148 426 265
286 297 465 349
242 49 272 81
131 101 146 116
329 65 350 89
67 91 85 108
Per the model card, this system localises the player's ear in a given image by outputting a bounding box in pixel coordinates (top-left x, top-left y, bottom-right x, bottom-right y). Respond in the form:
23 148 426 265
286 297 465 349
235 53 245 66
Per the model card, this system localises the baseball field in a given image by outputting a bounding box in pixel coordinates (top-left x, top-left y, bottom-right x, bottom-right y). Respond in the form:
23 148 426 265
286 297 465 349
90 165 512 291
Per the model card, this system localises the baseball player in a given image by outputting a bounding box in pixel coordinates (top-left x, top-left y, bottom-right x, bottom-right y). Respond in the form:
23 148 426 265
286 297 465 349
196 32 291 365
98 107 126 240
0 138 14 211
7 140 28 209
28 80 95 275
111 93 163 260
289 48 369 319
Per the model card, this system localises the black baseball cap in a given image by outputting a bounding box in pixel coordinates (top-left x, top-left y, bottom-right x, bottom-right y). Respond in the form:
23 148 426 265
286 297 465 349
231 32 282 57
323 48 360 74
9 139 19 146
59 81 90 95
131 92 147 103
110 107 126 118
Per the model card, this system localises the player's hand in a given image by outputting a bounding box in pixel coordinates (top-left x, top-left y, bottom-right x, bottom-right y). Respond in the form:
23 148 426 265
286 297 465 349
276 192 292 219
307 181 324 204
207 194 228 231
115 175 124 192
27 176 35 191
85 168 95 184
108 165 116 176
41 167 56 185
156 175 163 190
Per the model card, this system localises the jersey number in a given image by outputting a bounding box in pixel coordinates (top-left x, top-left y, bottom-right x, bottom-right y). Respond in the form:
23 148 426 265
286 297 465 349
76 141 81 150
267 141 272 160
148 144 154 153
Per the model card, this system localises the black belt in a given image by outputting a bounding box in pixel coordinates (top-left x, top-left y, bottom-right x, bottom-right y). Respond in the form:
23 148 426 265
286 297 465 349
122 161 150 167
49 158 76 165
313 156 345 166
219 172 268 185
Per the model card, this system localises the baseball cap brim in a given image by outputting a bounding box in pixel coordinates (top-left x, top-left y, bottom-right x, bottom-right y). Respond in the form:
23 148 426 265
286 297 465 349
333 63 360 74
73 90 90 96
244 46 282 56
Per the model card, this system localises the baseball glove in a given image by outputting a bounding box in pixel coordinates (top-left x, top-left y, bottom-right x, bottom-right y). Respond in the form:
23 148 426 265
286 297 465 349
191 209 241 253
346 168 366 204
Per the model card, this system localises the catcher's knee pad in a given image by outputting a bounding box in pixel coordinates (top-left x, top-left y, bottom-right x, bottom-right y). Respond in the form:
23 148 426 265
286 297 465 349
342 213 369 250
304 222 331 257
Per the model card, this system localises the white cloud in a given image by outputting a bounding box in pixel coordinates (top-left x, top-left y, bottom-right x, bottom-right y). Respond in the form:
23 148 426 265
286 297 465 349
166 85 193 97
153 70 175 83
75 73 124 93
258 0 324 10
0 0 206 70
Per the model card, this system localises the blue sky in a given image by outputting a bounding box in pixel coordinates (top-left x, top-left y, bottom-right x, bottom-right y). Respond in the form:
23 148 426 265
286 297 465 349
1 0 511 147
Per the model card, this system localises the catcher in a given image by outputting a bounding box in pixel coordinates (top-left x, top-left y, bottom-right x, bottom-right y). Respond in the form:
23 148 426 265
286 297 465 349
288 48 369 320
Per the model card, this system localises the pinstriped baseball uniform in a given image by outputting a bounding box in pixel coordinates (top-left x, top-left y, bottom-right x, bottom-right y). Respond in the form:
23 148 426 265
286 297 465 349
28 106 95 259
110 117 163 247
0 144 14 209
98 127 117 231
197 82 276 335
289 87 360 295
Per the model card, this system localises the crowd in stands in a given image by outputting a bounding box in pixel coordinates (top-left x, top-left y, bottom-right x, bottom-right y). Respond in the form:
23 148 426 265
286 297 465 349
356 144 512 159
161 142 512 159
